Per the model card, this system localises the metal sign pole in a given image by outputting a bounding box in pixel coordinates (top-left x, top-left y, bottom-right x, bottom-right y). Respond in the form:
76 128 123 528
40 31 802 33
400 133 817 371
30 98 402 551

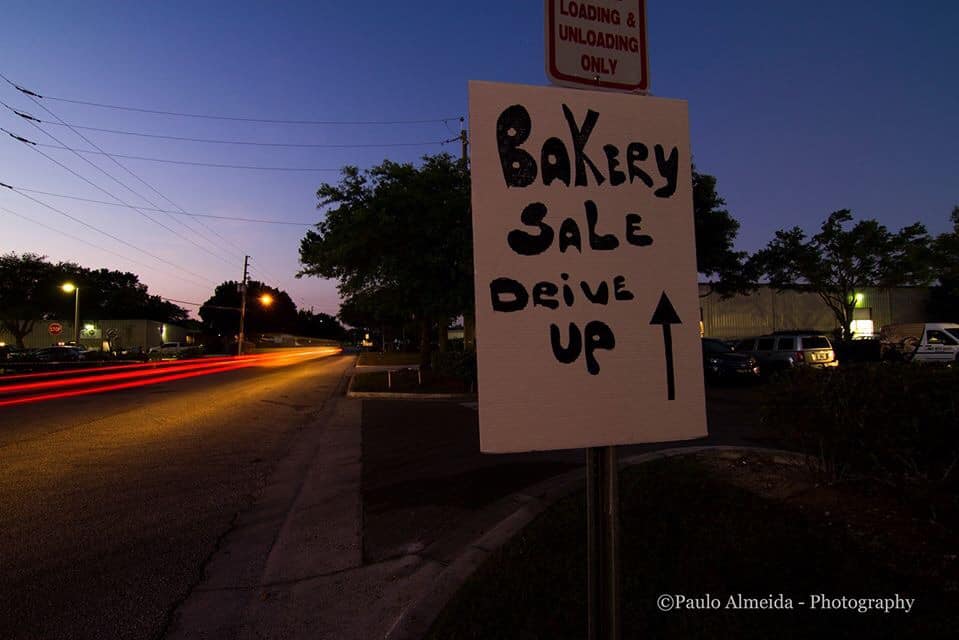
587 445 621 640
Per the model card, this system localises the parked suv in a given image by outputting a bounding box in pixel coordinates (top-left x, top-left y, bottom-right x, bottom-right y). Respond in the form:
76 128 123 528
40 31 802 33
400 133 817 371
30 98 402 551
734 333 837 372
702 338 761 382
148 341 203 359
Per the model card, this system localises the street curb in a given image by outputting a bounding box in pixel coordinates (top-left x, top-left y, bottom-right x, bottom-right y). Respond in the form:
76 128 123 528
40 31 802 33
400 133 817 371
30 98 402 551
354 364 420 370
384 444 808 640
345 373 477 401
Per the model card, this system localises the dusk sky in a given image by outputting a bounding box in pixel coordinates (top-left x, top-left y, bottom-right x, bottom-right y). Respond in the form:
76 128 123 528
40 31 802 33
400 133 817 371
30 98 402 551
2 1 956 317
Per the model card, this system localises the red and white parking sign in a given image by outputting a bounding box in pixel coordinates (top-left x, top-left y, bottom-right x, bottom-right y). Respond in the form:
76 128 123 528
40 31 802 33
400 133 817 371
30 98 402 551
48 322 63 335
545 0 649 93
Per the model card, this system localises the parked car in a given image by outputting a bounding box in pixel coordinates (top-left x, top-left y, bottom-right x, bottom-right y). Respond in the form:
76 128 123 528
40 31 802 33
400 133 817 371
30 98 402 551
148 341 204 359
880 322 959 364
734 333 838 372
702 338 761 382
31 346 87 362
115 346 148 361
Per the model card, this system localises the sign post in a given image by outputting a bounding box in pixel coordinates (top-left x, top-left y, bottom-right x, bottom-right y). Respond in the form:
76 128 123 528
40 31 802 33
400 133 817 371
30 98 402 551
587 445 620 639
468 80 706 638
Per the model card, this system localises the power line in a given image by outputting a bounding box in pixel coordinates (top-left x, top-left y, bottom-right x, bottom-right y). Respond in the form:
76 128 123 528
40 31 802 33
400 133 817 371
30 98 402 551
3 186 217 287
29 118 457 149
0 72 410 314
44 97 458 126
0 203 156 274
19 96 250 261
2 125 239 266
159 297 204 307
0 206 205 306
1 71 462 265
0 105 316 312
0 206 206 311
2 99 450 259
2 98 244 265
31 140 347 172
6 185 313 226
0 199 212 294
0 74 458 126
0 204 206 308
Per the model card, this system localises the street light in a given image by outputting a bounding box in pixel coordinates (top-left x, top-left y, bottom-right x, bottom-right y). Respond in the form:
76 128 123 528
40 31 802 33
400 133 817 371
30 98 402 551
214 285 274 355
61 282 79 344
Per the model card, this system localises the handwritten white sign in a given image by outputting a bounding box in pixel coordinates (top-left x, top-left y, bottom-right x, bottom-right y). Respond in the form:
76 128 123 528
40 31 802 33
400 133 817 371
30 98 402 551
469 81 706 452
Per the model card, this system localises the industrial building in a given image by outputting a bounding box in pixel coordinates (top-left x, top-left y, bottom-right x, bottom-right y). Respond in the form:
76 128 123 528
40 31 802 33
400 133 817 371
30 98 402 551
699 285 932 339
0 319 194 351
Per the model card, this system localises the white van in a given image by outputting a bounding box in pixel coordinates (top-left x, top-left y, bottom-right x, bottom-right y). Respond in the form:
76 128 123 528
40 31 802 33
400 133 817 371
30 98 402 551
879 323 959 364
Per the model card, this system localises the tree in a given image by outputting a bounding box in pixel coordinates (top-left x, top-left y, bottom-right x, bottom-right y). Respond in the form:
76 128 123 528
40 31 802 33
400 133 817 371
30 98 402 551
928 206 959 319
199 280 298 338
692 169 755 298
0 253 188 348
0 253 63 348
456 166 743 298
751 210 934 340
296 309 346 340
76 267 188 323
299 154 471 369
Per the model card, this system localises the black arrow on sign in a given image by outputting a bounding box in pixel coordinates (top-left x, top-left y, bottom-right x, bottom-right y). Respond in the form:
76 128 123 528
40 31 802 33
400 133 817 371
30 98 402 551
650 291 682 401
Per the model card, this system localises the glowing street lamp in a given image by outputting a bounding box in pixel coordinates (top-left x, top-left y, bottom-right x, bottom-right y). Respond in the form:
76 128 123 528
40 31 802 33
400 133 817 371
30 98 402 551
259 293 274 307
61 283 79 343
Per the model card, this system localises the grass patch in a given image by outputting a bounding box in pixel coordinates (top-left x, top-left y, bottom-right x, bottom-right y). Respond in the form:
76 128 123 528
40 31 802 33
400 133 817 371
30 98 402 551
351 369 471 394
426 452 955 639
356 351 421 366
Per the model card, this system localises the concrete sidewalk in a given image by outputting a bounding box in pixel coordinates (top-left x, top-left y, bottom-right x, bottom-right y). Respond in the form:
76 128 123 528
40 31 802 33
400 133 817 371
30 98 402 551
166 378 771 639
165 365 445 640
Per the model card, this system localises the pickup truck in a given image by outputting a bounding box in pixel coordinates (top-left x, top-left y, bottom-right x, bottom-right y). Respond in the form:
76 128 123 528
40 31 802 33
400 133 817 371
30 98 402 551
879 323 959 364
148 341 203 359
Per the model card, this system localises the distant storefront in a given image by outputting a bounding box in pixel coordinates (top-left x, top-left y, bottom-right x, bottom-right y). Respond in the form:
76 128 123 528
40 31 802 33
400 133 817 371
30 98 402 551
699 285 932 339
0 319 194 350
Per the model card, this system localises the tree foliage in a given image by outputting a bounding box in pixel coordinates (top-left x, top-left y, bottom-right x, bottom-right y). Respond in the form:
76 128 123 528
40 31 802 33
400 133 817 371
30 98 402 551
0 253 187 348
692 169 754 297
0 253 65 348
198 280 298 338
296 310 346 340
298 154 471 367
928 205 959 319
751 210 934 340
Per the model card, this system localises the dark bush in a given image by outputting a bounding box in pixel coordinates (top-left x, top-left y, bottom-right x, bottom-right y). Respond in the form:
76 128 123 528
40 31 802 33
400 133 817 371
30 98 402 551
833 338 882 363
762 364 959 489
431 350 477 387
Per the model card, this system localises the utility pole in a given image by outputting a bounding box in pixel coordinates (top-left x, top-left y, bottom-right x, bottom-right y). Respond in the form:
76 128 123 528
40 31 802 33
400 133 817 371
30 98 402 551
237 255 249 355
460 118 476 352
459 117 468 167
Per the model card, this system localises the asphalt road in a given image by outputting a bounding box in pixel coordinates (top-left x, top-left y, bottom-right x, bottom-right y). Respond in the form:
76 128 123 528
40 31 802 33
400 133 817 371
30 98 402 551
0 352 354 640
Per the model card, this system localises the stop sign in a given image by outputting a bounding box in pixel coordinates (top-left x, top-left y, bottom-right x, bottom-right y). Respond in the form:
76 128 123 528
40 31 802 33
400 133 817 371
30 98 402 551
48 322 63 335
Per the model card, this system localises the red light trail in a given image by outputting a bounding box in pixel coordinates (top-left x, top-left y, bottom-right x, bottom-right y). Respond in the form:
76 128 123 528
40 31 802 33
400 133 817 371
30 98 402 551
0 354 241 383
0 347 341 408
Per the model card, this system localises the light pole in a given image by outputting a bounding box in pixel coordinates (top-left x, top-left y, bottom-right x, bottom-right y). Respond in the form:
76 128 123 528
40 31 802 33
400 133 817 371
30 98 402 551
61 283 79 344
